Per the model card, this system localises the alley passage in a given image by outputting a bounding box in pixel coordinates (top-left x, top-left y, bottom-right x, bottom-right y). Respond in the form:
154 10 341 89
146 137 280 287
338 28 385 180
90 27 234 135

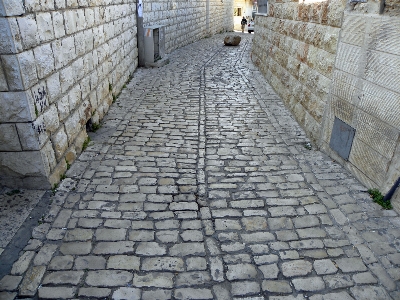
1 34 399 299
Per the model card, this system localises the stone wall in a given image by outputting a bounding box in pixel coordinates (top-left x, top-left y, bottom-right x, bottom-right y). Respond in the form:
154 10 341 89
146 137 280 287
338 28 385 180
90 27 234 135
0 0 139 189
320 8 400 194
143 0 234 53
252 0 346 145
252 0 400 202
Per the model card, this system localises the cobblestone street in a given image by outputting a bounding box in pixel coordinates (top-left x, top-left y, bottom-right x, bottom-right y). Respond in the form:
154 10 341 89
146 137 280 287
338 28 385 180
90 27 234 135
1 33 400 299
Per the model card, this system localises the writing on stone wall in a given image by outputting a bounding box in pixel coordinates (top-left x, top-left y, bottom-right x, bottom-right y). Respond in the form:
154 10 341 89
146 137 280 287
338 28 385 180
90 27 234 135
33 86 47 113
31 121 46 134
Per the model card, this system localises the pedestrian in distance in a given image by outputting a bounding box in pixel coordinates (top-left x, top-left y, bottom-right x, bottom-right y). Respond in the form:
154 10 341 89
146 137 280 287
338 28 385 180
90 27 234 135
241 16 247 33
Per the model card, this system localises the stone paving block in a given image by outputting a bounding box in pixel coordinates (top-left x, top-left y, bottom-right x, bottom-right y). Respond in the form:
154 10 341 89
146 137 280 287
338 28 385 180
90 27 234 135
42 270 84 285
323 274 354 289
107 255 140 270
313 259 337 275
352 272 378 284
308 291 354 300
269 206 297 217
19 266 46 296
186 257 207 271
86 270 133 287
112 287 141 300
33 244 58 266
11 251 35 275
350 285 391 300
289 239 324 250
0 292 17 300
60 242 92 255
38 287 77 299
174 288 213 299
64 228 93 241
133 272 174 288
181 230 204 241
48 255 74 270
95 228 126 241
259 263 279 279
254 254 279 265
291 277 325 291
212 284 231 300
210 256 224 282
142 289 172 300
226 264 258 280
215 219 242 231
279 250 300 260
231 281 260 296
282 260 312 277
262 280 292 293
241 232 275 243
92 241 135 254
136 242 167 256
142 257 185 271
268 217 293 230
176 271 212 286
0 275 22 291
129 230 155 241
78 287 112 298
368 262 397 291
334 257 367 273
293 215 320 228
169 242 206 256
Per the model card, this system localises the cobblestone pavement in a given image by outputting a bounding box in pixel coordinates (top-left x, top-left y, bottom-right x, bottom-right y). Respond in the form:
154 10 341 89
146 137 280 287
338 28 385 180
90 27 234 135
1 33 399 299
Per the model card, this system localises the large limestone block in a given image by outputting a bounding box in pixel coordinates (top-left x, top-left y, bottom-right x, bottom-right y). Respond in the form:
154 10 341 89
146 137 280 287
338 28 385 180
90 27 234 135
17 50 38 89
1 54 23 90
42 104 60 134
0 18 16 54
0 61 8 90
36 12 54 42
0 151 48 177
16 123 40 150
327 0 346 28
0 0 25 16
33 43 55 79
64 110 82 143
52 12 66 39
0 91 35 122
17 14 39 50
52 128 68 160
349 137 389 186
0 124 22 151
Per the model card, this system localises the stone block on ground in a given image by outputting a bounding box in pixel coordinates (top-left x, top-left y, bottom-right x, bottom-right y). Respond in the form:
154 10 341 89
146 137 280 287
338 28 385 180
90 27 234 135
224 35 241 46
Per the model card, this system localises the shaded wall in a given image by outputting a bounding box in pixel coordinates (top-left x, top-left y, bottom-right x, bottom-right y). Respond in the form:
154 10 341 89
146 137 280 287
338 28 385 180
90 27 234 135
143 0 234 53
0 0 138 188
252 0 400 207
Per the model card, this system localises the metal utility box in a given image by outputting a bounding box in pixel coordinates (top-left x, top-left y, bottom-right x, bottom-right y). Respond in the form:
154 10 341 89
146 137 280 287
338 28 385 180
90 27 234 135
143 25 165 65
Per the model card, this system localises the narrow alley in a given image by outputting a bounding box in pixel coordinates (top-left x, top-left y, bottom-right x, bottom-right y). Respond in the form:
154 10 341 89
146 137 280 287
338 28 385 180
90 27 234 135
0 33 399 299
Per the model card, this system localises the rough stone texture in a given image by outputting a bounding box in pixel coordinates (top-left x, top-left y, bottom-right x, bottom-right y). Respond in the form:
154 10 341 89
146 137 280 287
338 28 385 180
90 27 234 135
320 13 400 204
224 35 241 46
0 33 398 300
252 1 400 209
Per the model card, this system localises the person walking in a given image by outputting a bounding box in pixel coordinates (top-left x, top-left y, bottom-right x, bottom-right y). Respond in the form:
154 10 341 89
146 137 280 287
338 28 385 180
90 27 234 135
241 16 247 33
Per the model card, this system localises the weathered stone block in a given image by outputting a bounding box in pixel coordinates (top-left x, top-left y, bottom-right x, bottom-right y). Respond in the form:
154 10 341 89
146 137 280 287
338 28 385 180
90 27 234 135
33 44 55 79
1 54 23 90
36 12 54 42
0 150 47 177
64 110 82 143
0 123 21 151
52 128 68 160
17 50 38 89
17 15 39 50
0 0 25 16
224 35 241 46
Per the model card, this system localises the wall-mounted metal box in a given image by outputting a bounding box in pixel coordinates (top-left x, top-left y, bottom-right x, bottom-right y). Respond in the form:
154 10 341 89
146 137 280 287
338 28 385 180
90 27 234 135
143 25 165 65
